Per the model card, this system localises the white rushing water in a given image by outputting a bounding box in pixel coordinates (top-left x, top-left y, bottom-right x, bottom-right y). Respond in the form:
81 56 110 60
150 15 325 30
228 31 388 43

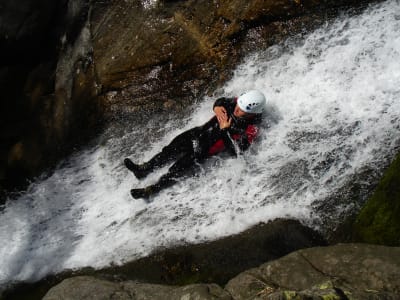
1 0 400 286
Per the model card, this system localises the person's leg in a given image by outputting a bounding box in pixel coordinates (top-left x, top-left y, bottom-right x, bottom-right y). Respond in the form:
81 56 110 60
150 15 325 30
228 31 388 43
125 127 199 179
130 152 202 199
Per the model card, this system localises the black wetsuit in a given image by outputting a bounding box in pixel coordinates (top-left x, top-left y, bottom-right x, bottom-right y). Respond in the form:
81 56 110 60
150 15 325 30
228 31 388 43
129 97 262 197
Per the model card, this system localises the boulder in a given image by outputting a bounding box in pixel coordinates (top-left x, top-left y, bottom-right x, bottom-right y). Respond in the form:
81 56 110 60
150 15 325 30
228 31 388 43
330 150 400 246
41 244 400 299
351 151 400 246
43 276 231 300
225 243 400 299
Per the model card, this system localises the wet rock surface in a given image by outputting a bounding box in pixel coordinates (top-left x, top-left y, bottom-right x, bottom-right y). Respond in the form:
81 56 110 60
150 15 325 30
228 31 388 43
40 243 400 300
1 219 325 299
332 150 400 246
351 152 400 246
226 243 400 299
0 0 375 197
2 2 396 300
0 0 101 195
96 219 326 286
43 277 231 300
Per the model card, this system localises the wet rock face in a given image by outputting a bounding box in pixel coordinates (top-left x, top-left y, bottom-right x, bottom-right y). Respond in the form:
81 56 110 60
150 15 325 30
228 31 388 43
90 0 371 117
0 0 61 190
96 219 326 286
351 151 400 246
0 0 374 195
41 244 400 300
226 243 400 299
90 0 324 116
0 0 102 194
43 277 231 300
0 0 59 48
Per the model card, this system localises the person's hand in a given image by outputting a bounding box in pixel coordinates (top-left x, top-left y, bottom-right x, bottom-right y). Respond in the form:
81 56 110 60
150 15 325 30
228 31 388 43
214 106 232 129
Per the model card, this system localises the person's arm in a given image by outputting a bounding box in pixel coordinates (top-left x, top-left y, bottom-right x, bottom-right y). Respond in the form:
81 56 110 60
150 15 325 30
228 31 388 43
213 97 233 129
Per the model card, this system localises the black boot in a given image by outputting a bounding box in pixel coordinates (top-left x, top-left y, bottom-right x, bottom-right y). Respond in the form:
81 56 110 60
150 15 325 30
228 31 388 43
130 174 177 200
130 186 154 200
124 148 176 180
124 158 151 179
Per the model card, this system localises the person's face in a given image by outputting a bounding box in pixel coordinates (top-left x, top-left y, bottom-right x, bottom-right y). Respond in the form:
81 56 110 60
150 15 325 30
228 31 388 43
234 104 251 118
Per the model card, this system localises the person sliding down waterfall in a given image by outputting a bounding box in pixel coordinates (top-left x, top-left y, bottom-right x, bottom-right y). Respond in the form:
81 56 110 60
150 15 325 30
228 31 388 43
124 90 266 199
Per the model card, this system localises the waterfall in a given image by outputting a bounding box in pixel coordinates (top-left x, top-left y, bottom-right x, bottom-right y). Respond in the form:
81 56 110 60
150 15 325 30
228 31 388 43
1 0 399 287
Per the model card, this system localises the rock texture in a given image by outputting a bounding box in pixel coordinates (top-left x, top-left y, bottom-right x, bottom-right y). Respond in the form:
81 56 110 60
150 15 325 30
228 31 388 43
0 0 373 196
42 244 400 300
96 219 326 286
0 0 102 194
90 0 368 116
43 277 231 300
226 243 400 299
351 151 400 246
330 150 400 246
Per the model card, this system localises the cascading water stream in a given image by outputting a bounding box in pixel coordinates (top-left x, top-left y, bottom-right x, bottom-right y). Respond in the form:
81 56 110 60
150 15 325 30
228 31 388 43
1 0 400 288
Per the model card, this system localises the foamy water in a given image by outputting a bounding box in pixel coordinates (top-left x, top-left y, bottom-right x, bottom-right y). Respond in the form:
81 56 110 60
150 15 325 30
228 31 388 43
1 0 400 287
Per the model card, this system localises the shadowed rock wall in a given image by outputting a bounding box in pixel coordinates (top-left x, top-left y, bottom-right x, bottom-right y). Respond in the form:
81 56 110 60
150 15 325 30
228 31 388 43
352 152 400 246
0 0 101 195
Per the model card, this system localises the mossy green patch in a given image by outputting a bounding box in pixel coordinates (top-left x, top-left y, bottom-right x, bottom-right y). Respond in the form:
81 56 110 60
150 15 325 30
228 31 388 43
353 152 400 246
318 281 334 290
321 294 341 300
282 290 299 299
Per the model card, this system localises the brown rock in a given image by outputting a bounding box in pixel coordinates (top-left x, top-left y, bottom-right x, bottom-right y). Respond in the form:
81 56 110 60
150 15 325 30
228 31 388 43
41 244 400 300
225 243 400 299
43 276 231 300
1 0 375 197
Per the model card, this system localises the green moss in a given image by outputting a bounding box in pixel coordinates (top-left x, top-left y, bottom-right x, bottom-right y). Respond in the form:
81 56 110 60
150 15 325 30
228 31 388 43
282 290 298 299
343 290 354 300
318 281 333 290
353 152 400 246
321 294 341 300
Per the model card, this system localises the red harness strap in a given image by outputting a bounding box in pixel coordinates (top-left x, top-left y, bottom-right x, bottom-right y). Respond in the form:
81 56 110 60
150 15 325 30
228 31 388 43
208 124 259 156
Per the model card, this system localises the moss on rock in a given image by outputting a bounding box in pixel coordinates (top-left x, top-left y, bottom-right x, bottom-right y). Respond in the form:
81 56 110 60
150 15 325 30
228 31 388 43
352 151 400 246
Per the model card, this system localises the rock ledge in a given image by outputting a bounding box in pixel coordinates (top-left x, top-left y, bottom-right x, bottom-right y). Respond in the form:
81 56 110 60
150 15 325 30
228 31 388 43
43 243 400 300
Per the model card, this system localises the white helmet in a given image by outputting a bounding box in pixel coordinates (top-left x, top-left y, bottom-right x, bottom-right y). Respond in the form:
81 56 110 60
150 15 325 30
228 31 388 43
237 90 266 114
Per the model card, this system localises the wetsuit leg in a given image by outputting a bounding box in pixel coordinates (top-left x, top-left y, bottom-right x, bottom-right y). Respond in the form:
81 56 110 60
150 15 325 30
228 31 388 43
130 152 203 199
158 152 202 187
126 127 199 179
147 128 199 168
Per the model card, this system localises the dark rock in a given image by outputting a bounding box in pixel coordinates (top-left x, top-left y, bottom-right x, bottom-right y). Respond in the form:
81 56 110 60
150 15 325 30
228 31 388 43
329 149 400 246
41 244 400 299
0 0 103 196
42 276 231 300
96 219 326 286
350 151 400 246
89 0 375 118
225 243 400 299
0 0 376 196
